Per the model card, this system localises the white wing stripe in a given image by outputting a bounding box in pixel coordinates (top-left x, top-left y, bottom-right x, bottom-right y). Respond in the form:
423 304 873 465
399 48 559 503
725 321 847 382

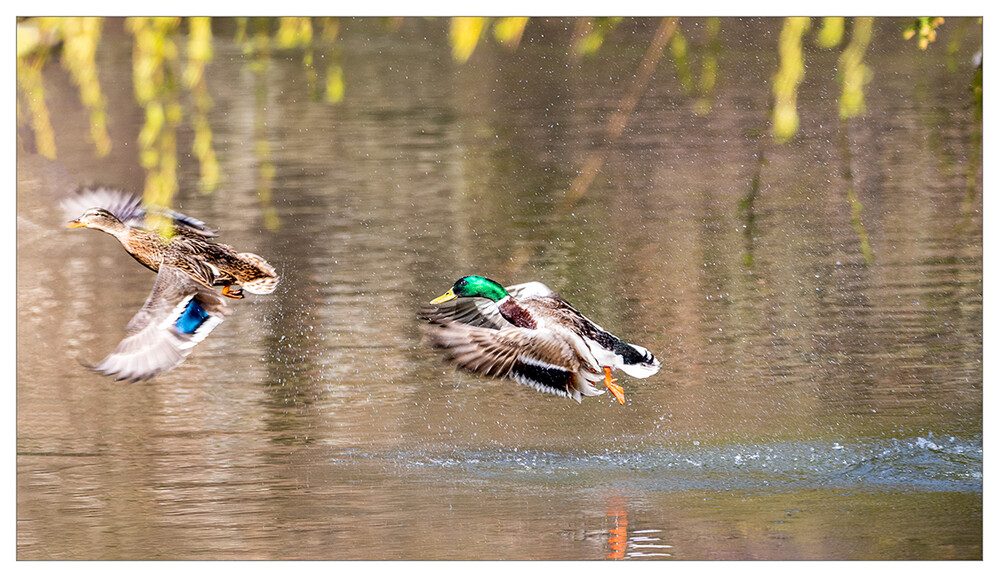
158 295 195 330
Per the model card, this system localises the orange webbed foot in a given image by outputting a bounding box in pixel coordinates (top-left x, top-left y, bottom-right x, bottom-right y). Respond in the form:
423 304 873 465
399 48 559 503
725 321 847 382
603 367 625 405
222 284 244 299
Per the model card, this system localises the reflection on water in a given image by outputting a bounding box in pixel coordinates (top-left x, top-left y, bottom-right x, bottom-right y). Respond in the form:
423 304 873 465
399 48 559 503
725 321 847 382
17 18 981 560
604 496 630 560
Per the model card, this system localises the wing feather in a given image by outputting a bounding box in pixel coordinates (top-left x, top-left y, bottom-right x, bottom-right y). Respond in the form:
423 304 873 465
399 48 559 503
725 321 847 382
422 320 602 402
61 186 218 237
93 266 228 382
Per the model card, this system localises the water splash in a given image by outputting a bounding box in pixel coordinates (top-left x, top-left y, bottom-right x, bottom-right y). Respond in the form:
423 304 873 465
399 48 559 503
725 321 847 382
387 433 982 494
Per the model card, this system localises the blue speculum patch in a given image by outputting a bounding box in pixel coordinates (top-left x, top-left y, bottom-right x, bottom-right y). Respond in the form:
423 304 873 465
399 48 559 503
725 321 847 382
175 299 210 334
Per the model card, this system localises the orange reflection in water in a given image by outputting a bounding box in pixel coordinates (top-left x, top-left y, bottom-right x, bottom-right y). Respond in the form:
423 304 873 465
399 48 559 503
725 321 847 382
605 497 628 560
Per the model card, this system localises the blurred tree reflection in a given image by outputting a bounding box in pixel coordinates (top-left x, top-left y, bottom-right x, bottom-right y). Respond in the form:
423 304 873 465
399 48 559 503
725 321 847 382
815 16 845 48
772 17 810 144
16 16 982 231
904 17 945 50
184 17 219 194
126 17 184 233
17 17 110 160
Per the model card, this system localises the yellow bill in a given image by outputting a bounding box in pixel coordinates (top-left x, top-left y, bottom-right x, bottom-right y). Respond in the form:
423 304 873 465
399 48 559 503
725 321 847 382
430 289 457 304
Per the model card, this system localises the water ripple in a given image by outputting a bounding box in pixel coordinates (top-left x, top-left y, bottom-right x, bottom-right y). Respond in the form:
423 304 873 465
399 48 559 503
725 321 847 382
385 433 982 494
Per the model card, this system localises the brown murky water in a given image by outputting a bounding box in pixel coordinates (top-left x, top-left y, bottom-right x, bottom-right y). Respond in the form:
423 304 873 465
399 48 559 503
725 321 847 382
17 18 981 560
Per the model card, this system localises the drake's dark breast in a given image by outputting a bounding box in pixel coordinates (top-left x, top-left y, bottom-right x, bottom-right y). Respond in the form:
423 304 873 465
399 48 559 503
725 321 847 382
498 300 537 329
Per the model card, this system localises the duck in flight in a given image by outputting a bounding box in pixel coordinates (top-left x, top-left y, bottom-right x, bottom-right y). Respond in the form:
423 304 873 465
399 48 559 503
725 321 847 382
421 275 660 404
65 187 279 382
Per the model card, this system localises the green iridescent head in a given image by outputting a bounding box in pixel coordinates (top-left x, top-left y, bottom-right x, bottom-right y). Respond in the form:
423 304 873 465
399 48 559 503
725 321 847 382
430 275 509 303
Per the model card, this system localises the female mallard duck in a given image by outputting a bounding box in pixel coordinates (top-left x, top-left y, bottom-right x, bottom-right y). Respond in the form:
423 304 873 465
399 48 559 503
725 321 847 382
420 275 660 404
64 187 279 382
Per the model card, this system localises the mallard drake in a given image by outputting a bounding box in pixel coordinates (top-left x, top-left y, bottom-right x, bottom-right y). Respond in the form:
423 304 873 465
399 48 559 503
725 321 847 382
420 275 660 404
64 187 279 382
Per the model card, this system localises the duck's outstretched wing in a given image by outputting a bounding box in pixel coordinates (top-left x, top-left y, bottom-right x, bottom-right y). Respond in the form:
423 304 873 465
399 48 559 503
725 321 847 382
61 186 146 227
91 266 228 382
417 281 558 330
420 320 603 402
419 297 510 330
61 186 218 238
505 281 559 300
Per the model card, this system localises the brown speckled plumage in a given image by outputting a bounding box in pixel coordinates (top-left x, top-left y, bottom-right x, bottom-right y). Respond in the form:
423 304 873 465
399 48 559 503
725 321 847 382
65 188 279 381
421 278 660 403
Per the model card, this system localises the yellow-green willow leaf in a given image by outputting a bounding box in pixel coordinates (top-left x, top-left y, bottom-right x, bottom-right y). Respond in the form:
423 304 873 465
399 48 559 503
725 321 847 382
574 17 622 58
904 17 945 50
694 17 721 115
127 17 181 105
326 65 345 103
816 17 845 48
60 18 111 156
139 102 164 151
183 17 213 89
16 54 57 158
493 17 528 48
234 17 248 44
320 17 340 41
277 17 313 48
127 16 183 219
839 17 874 120
166 101 183 124
16 22 42 57
450 17 487 63
848 188 874 265
772 17 810 143
255 135 279 230
669 30 694 93
185 17 220 193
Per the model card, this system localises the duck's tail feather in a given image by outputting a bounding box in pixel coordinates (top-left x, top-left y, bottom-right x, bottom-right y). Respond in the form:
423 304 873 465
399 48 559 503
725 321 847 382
238 252 280 294
618 343 661 378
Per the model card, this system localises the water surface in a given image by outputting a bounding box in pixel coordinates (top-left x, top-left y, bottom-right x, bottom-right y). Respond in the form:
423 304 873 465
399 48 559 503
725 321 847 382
17 18 982 560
